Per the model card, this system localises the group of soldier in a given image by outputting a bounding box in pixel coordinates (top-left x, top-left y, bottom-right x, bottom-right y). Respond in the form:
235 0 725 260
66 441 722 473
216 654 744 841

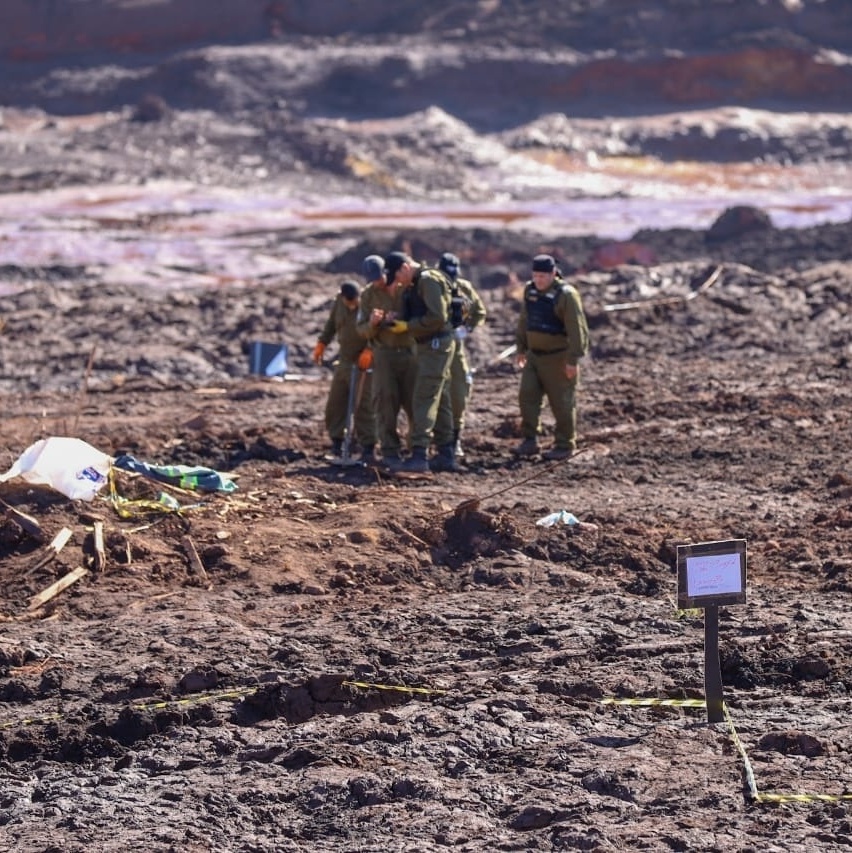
312 249 589 475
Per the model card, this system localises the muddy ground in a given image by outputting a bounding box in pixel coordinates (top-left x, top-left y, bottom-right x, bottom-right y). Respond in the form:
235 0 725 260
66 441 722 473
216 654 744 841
1 212 851 852
1 6 852 851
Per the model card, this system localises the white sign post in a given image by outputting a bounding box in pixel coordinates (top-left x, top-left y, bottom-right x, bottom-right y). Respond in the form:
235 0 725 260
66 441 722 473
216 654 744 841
677 539 747 723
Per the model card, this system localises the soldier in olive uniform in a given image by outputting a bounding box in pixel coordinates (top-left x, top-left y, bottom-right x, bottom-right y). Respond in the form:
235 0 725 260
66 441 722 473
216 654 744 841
312 280 376 462
383 251 457 474
355 255 416 466
514 254 590 460
437 252 486 458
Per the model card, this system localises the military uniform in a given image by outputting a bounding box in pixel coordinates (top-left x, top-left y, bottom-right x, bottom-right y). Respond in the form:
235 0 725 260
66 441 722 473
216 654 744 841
515 272 590 452
448 275 486 438
318 293 376 451
355 281 416 460
404 266 457 453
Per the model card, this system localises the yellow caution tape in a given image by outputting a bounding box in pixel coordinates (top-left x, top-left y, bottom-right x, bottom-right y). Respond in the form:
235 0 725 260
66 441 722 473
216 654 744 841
131 686 259 711
0 712 62 730
601 697 706 708
723 703 852 803
107 467 198 519
0 678 441 730
666 595 702 620
342 680 447 696
757 791 852 803
723 701 761 800
605 696 852 805
675 608 703 619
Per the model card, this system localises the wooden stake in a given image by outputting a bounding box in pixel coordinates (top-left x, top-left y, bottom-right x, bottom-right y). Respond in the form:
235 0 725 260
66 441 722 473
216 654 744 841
26 526 73 574
181 535 209 584
27 566 88 612
92 521 106 572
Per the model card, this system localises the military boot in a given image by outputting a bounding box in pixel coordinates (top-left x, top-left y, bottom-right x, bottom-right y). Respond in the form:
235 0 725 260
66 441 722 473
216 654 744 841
513 437 539 457
396 446 430 474
543 446 573 461
430 444 460 473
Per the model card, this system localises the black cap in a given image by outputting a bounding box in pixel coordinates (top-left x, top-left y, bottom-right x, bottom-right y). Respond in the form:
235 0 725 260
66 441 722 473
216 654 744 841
384 251 412 285
532 254 556 273
438 252 460 279
361 255 384 283
340 280 360 301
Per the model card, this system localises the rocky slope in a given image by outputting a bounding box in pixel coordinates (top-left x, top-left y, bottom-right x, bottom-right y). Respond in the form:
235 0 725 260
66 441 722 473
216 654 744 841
2 0 852 190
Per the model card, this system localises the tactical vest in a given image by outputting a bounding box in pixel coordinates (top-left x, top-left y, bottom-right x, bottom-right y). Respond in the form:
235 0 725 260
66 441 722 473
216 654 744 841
403 278 428 321
524 281 565 335
449 282 472 328
403 267 453 321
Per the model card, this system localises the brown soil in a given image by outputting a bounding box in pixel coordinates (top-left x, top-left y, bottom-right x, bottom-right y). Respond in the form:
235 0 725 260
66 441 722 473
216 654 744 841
1 216 851 851
1 6 852 850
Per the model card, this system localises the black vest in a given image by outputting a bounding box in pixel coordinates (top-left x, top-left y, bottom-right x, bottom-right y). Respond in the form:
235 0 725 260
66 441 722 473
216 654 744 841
403 275 428 321
524 282 564 335
403 268 452 321
449 282 470 328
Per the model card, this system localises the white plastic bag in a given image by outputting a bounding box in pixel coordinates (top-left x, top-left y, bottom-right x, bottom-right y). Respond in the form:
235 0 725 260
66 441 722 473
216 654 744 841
536 510 579 527
0 437 113 501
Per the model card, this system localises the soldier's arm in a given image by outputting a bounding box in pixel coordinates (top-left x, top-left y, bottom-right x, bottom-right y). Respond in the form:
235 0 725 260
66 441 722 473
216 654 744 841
467 282 486 330
515 298 528 353
558 287 590 364
355 290 378 340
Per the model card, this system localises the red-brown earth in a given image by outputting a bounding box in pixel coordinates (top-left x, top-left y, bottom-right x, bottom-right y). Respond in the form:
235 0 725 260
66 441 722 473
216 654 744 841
1 212 851 852
1 2 852 851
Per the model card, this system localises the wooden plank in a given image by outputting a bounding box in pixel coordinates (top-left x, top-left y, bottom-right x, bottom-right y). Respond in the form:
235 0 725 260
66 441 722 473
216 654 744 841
92 521 106 572
0 499 46 542
26 526 74 574
27 566 88 612
181 535 209 584
50 527 73 554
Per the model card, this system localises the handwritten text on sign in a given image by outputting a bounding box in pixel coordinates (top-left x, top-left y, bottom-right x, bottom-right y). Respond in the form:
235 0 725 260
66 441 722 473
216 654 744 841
686 553 743 598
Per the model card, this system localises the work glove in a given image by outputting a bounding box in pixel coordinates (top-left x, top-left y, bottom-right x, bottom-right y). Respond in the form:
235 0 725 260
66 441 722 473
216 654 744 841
357 348 373 371
389 320 408 334
312 341 326 365
454 326 469 342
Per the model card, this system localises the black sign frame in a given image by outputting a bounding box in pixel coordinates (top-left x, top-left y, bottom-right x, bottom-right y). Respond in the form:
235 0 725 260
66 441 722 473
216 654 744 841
677 538 747 611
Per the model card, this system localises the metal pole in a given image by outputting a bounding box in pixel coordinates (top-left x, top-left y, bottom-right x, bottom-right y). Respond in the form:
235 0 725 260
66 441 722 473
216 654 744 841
340 363 359 461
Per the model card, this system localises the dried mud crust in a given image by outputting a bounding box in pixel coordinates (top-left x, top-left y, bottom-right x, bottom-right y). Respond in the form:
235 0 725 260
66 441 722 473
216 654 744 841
2 5 852 846
0 243 851 849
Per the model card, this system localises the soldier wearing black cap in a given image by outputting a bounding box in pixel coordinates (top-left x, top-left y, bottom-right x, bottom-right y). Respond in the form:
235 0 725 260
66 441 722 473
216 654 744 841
355 254 416 466
514 254 590 460
313 279 377 461
382 251 458 474
438 252 486 458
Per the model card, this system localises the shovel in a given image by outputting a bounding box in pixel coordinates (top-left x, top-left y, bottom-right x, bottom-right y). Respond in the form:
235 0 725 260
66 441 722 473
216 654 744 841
331 364 365 468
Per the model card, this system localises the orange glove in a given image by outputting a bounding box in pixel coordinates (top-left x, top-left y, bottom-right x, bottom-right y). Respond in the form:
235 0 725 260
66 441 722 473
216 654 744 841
312 341 326 365
357 348 373 371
